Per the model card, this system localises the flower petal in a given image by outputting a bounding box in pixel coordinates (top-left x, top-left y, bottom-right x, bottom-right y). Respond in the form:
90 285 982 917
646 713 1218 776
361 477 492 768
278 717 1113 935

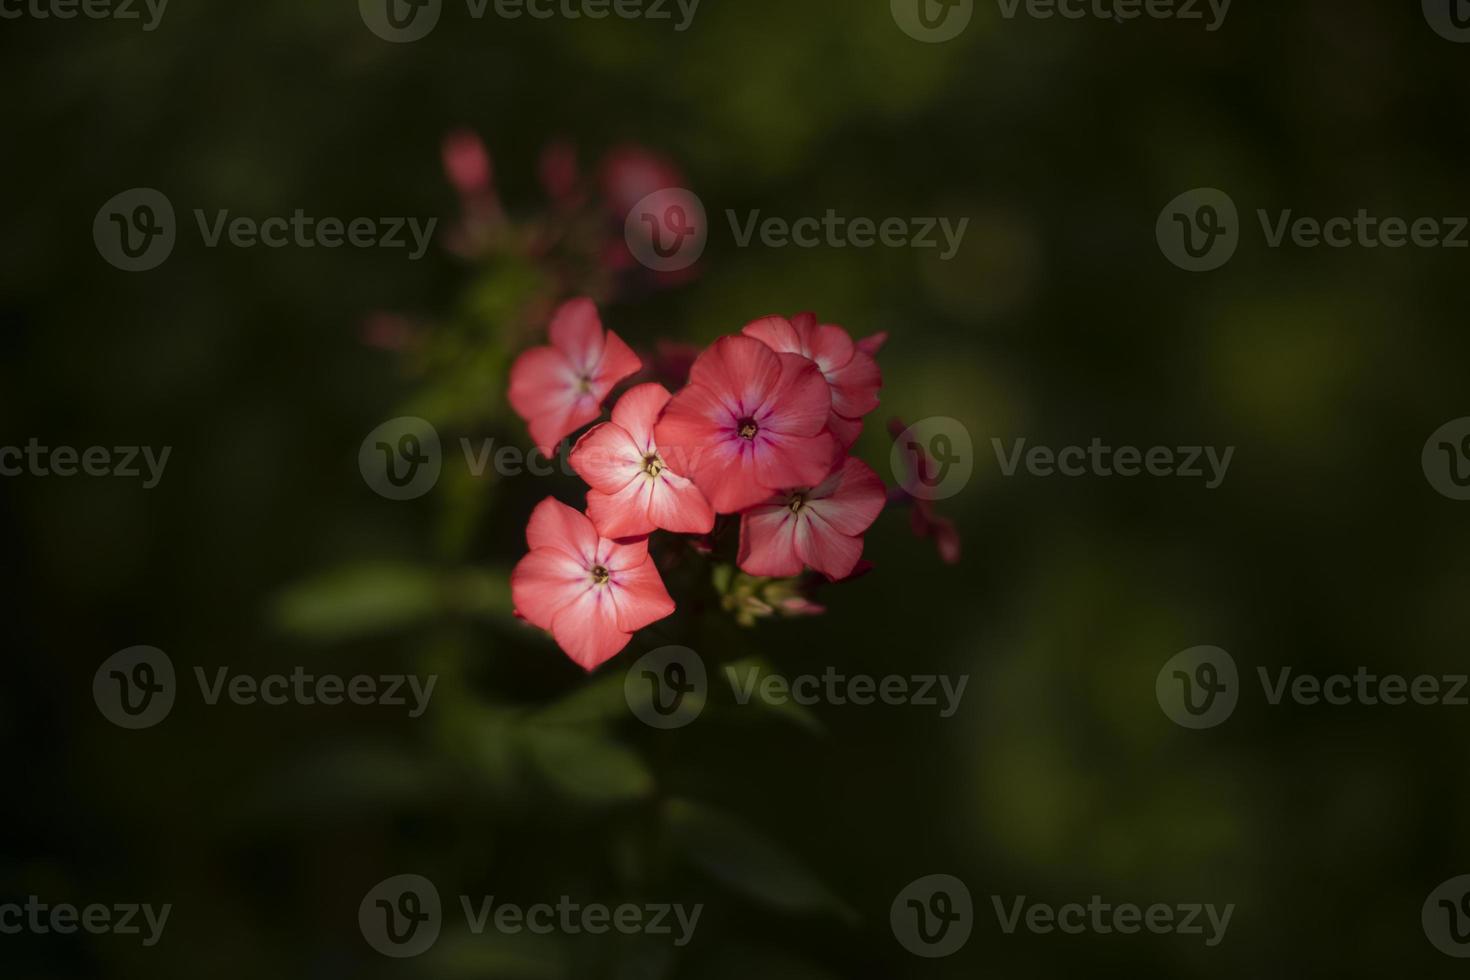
807 457 886 536
511 547 589 631
586 479 657 539
648 471 716 534
752 429 839 492
570 421 643 494
690 335 784 417
525 497 599 563
737 505 803 577
550 587 631 670
548 297 605 375
794 512 865 580
760 352 832 437
826 347 881 419
593 328 643 392
608 559 676 633
609 383 672 453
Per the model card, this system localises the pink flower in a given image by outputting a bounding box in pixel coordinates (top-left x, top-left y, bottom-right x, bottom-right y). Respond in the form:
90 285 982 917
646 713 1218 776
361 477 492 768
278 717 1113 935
598 144 685 218
442 129 493 198
737 457 886 581
508 298 643 457
510 498 675 670
538 139 581 206
654 335 838 514
741 314 882 447
570 383 715 538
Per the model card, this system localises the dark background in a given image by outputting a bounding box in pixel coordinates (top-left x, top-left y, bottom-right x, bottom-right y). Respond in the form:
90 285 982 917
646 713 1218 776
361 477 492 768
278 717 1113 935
4 0 1470 976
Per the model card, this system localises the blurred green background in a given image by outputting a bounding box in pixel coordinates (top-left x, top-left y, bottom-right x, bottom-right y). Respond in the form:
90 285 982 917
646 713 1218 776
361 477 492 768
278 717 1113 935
5 0 1470 976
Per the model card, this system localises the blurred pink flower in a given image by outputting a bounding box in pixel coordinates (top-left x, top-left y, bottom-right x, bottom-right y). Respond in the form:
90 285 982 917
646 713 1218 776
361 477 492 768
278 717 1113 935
442 128 493 198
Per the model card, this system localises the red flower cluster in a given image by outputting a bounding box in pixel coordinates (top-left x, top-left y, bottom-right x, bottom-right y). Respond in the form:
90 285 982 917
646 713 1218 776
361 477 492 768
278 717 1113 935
510 299 888 670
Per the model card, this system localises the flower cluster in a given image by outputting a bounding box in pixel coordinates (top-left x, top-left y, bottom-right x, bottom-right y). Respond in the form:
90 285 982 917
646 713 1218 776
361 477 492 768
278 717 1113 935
509 299 890 670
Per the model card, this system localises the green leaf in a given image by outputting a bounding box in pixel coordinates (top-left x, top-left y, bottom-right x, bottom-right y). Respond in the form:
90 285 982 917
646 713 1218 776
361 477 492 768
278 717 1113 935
721 658 826 736
522 726 654 804
270 562 440 641
664 800 854 922
533 671 633 726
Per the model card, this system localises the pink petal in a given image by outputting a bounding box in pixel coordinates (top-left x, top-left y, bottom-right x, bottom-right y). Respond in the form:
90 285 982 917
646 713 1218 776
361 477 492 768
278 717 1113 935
525 497 599 563
511 547 589 631
690 335 784 417
653 383 730 475
607 559 676 633
752 430 839 492
570 421 643 494
826 347 881 419
508 345 595 457
856 331 888 356
550 587 632 670
806 457 885 536
598 534 651 572
648 471 716 534
794 513 865 581
826 412 864 448
586 479 657 539
693 439 770 513
741 315 803 355
737 505 803 577
762 353 832 437
804 323 857 376
593 329 643 393
609 383 672 453
548 298 605 375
